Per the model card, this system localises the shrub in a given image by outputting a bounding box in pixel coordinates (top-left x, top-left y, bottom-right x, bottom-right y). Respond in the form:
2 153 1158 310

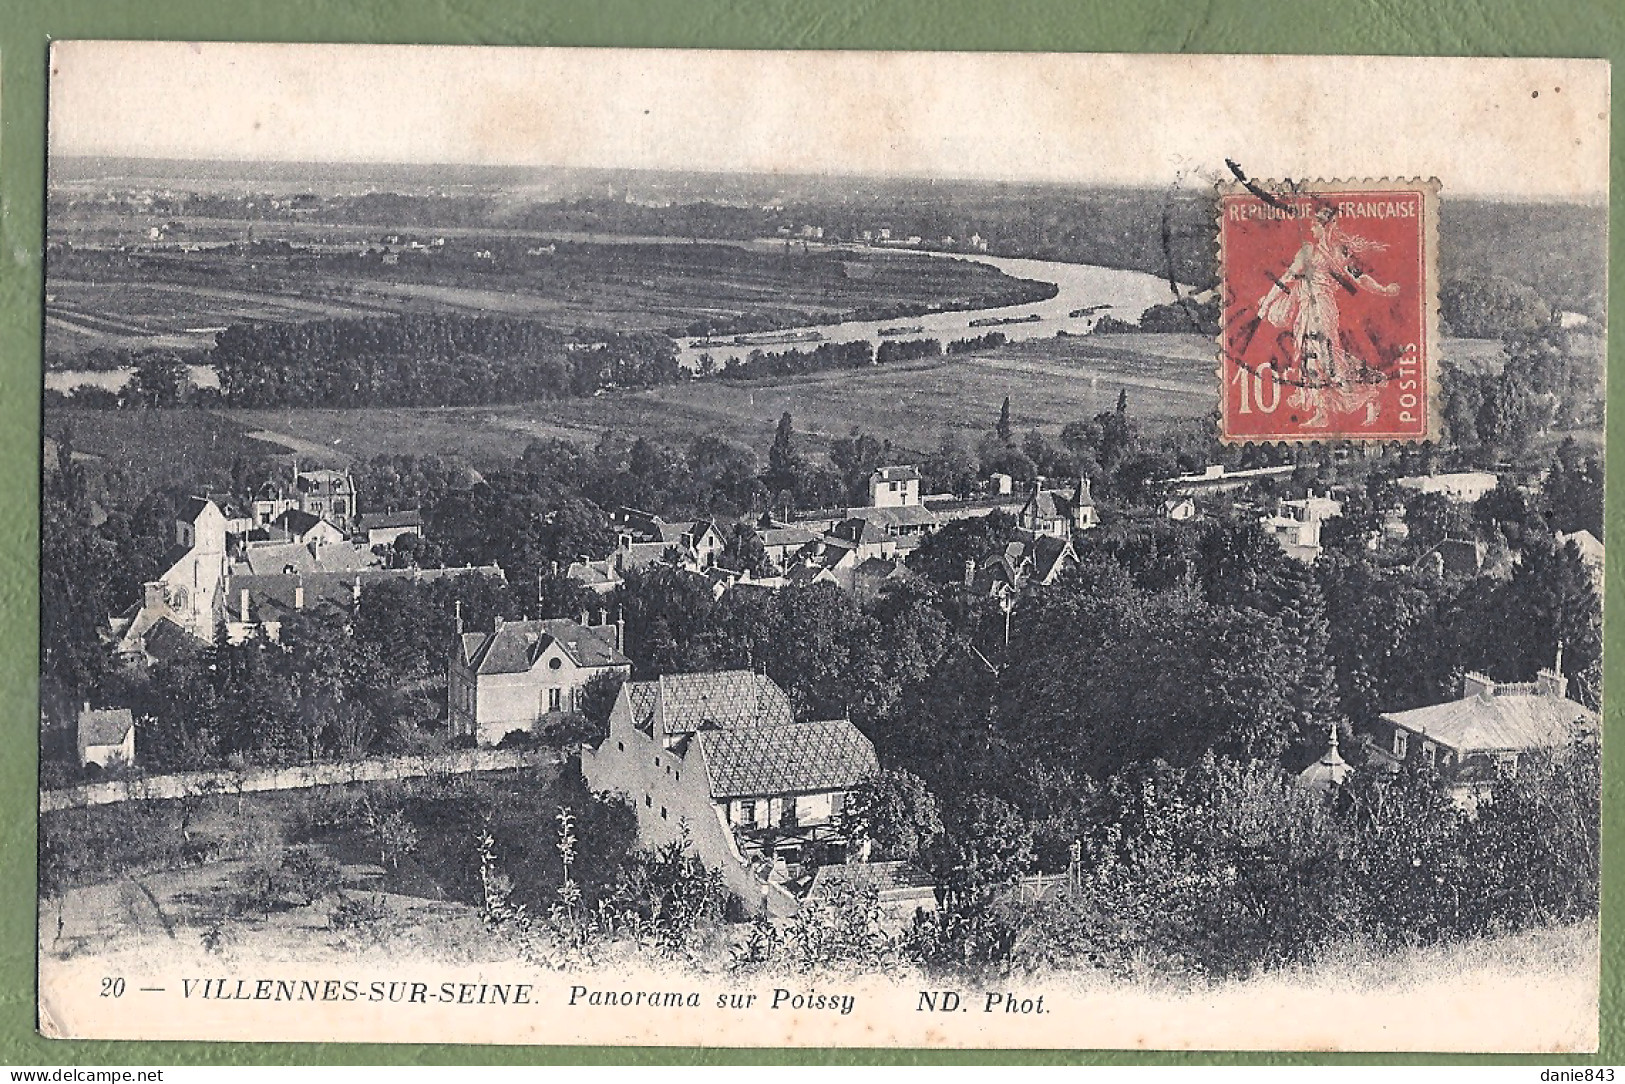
276 846 345 906
329 892 390 932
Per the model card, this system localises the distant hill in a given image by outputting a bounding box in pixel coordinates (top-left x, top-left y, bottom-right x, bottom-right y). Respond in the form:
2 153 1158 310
49 159 1606 318
1440 199 1607 319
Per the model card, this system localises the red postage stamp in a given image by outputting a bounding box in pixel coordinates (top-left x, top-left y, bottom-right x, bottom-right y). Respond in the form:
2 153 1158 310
1217 178 1439 443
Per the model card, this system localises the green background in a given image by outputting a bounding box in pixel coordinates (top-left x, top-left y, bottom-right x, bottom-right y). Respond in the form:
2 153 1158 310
1 0 1620 1066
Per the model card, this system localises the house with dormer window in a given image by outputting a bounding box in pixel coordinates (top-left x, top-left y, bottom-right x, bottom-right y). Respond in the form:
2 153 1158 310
1365 653 1596 804
582 669 878 914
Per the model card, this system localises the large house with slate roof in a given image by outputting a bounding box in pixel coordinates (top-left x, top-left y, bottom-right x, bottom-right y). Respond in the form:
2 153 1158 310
449 614 631 746
582 669 878 913
1366 653 1597 804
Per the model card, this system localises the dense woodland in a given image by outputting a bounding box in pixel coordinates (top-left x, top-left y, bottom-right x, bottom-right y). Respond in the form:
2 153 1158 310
208 315 680 407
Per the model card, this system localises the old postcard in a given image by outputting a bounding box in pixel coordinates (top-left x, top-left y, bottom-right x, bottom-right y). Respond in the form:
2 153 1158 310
37 45 1607 1050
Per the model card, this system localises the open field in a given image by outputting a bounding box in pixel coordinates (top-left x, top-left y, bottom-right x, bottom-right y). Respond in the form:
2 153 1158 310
227 333 1217 464
46 331 1513 480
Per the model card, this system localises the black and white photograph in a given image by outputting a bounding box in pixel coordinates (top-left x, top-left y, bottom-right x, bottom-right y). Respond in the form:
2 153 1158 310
36 45 1607 1050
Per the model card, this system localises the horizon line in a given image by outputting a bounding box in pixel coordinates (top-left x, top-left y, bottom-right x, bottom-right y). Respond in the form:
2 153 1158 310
47 154 1608 207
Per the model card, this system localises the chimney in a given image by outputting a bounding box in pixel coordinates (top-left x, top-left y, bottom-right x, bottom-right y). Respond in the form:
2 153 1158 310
454 600 464 635
1462 672 1496 701
352 576 362 604
597 607 608 628
615 606 626 653
1536 642 1568 699
239 588 250 624
494 614 505 634
580 608 589 627
293 580 305 611
82 701 90 716
964 558 977 588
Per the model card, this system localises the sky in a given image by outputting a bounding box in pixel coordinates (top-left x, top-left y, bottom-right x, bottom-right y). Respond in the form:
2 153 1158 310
49 44 1610 201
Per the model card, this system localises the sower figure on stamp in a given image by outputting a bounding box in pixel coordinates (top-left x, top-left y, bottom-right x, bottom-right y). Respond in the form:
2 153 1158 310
1255 205 1399 428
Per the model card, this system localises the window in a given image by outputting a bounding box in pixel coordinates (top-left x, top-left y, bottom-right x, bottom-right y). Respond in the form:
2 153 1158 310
548 657 562 671
1422 741 1437 767
655 756 661 767
674 771 680 783
738 800 756 825
548 688 562 712
1392 729 1409 759
645 795 652 807
616 741 624 752
660 807 668 820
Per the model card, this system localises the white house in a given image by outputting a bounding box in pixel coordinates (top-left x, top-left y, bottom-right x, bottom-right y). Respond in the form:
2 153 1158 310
357 510 425 547
76 704 136 769
1396 472 1500 504
449 613 631 746
867 466 922 508
1261 492 1344 564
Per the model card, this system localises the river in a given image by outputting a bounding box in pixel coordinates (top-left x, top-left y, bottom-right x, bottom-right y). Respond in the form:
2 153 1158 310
45 364 220 394
674 247 1181 371
45 248 1182 392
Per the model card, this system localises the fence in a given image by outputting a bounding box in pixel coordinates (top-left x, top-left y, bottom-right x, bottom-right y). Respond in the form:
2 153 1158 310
39 746 563 813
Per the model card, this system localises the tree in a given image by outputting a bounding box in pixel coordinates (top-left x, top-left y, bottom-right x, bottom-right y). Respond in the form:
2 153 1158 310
1404 492 1469 553
1472 531 1600 704
369 808 420 871
1340 762 1469 946
720 522 773 577
843 769 943 862
1067 755 1351 977
906 512 1015 586
762 412 803 501
995 396 1013 444
829 431 888 505
131 351 188 408
1542 439 1603 538
1439 274 1549 339
574 670 627 746
927 793 1034 909
687 434 763 514
1021 429 1076 479
976 431 1037 481
922 432 978 497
